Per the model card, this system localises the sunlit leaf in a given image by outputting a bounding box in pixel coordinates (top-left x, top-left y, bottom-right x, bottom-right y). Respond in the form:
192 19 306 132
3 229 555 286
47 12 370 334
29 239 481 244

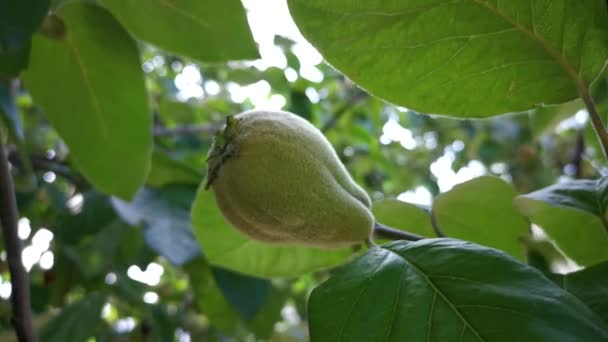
146 149 203 187
288 0 608 117
515 178 608 266
372 199 436 241
101 0 259 62
433 176 529 260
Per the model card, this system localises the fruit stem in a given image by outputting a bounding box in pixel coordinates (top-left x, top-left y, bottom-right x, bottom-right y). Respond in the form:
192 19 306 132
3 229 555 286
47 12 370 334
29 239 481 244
373 222 425 241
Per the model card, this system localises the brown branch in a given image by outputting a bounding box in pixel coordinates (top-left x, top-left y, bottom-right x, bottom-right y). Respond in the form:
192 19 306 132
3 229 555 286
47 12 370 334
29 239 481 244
373 222 425 241
0 134 38 342
153 124 220 137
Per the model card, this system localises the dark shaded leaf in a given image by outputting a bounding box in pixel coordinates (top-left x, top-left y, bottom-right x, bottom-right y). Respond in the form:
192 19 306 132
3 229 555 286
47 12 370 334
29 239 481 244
0 0 49 76
551 261 608 325
212 267 272 321
309 239 608 341
40 292 106 342
185 257 240 334
112 185 201 265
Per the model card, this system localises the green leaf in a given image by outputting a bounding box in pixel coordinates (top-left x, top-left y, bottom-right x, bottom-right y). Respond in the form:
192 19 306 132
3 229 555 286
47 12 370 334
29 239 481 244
146 149 203 187
145 305 178 342
247 286 288 339
433 176 529 260
22 3 152 200
309 239 608 341
190 184 354 278
40 292 106 342
371 199 436 242
112 185 201 265
68 221 118 279
212 267 271 321
0 0 49 76
0 42 30 77
185 257 241 334
158 98 196 125
55 191 117 245
288 0 608 117
551 261 608 324
528 99 584 134
100 0 259 62
515 178 608 266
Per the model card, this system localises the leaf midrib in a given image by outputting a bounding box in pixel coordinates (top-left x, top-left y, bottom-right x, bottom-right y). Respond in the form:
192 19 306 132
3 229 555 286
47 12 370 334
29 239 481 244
157 0 210 28
65 35 110 141
297 0 587 93
471 0 585 92
386 247 486 342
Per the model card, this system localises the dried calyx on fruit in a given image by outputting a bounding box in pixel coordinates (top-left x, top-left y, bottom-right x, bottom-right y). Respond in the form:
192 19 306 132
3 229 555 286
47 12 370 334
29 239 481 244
205 110 374 248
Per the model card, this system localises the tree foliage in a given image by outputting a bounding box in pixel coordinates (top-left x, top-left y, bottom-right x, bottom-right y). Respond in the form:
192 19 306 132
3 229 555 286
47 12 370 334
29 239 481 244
1 0 608 341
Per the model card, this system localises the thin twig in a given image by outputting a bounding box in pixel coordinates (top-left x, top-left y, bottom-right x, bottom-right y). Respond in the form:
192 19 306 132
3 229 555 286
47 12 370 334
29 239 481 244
570 129 585 178
7 149 86 187
430 208 447 238
321 103 352 133
153 124 220 137
580 86 608 161
0 133 38 342
373 222 425 241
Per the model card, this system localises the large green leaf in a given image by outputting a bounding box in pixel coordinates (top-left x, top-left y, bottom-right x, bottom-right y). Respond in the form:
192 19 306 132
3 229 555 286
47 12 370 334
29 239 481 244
551 261 608 324
100 0 259 62
514 178 608 266
288 0 608 117
371 199 436 241
433 176 529 260
40 292 106 342
308 239 608 341
190 184 355 278
22 3 151 200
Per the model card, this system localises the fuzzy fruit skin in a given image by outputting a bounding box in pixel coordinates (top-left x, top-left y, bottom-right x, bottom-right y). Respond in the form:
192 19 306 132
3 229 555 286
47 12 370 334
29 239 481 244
206 110 373 248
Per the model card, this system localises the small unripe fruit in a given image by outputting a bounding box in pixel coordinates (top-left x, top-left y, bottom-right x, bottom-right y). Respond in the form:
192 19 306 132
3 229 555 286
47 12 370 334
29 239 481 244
205 110 373 248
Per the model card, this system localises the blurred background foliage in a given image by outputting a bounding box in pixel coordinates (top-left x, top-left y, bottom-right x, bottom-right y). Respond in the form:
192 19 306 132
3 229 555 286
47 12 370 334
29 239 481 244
0 0 605 340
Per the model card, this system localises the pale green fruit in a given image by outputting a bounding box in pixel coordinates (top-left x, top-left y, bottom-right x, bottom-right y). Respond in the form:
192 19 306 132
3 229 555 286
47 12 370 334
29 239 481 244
205 110 374 248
